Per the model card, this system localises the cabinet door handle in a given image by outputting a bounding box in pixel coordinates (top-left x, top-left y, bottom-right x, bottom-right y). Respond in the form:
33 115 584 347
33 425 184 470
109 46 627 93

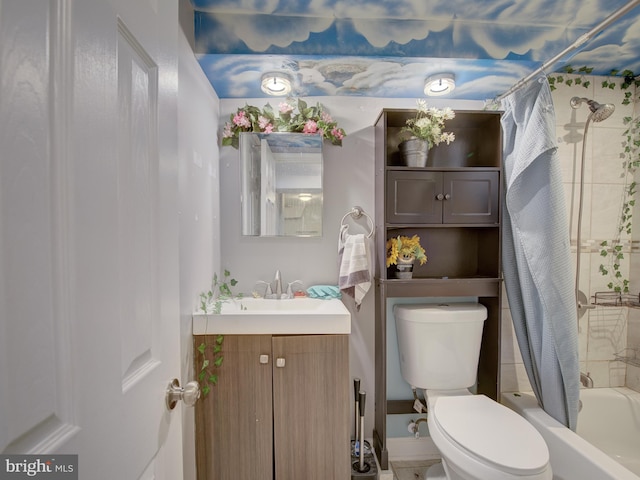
436 193 444 201
259 354 269 364
444 193 451 200
276 357 286 368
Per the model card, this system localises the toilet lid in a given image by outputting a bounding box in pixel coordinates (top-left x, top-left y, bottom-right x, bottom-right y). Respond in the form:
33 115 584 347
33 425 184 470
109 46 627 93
432 395 549 475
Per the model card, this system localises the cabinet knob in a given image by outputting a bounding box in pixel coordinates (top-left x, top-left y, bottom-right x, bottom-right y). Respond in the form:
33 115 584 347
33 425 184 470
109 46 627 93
259 354 269 364
276 357 286 368
444 193 451 200
436 193 444 201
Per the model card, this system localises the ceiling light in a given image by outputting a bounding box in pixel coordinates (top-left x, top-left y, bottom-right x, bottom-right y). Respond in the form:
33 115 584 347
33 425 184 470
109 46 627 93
298 193 313 202
261 72 292 96
424 73 455 96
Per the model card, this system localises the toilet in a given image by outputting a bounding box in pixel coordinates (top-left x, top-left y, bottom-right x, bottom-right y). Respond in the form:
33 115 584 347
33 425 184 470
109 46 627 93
394 303 552 480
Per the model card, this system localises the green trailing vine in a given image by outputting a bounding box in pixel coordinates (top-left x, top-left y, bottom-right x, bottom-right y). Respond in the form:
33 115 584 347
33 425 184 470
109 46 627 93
197 335 224 397
197 270 243 396
547 65 593 90
549 66 640 294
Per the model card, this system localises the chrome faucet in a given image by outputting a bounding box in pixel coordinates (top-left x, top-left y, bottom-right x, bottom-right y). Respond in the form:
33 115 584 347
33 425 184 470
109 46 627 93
580 371 594 388
274 270 283 297
255 271 303 299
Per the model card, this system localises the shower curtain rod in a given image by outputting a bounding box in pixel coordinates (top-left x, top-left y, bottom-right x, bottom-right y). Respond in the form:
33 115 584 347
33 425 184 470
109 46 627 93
496 0 640 102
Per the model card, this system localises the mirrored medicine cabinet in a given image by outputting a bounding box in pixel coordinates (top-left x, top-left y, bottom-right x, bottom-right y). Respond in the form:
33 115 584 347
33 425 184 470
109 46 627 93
240 132 323 237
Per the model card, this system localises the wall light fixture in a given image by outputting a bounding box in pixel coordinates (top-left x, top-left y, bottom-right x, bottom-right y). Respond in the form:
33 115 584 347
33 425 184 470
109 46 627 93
424 73 455 96
261 72 292 96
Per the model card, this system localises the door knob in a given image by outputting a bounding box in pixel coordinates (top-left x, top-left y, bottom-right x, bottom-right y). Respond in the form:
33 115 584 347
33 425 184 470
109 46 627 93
165 378 201 410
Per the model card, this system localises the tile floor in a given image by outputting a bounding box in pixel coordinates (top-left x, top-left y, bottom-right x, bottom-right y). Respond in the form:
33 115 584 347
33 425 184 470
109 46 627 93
390 459 441 480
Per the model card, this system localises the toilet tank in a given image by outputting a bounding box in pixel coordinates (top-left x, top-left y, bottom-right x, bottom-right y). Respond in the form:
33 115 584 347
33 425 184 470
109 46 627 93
394 303 487 390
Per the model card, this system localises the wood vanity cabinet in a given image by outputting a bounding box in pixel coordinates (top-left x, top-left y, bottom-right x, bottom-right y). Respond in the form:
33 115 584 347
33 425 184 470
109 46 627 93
373 109 503 470
193 334 350 480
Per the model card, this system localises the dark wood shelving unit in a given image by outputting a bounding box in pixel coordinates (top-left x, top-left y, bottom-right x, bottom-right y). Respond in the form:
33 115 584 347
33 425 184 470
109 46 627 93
373 109 504 470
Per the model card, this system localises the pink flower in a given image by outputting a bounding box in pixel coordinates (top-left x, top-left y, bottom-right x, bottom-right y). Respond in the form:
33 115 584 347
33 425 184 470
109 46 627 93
233 110 251 128
321 111 333 123
331 127 344 140
279 102 294 114
303 120 318 134
258 115 272 131
222 123 233 138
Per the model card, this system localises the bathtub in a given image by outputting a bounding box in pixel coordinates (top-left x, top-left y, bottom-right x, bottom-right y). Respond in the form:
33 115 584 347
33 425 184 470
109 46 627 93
502 388 640 480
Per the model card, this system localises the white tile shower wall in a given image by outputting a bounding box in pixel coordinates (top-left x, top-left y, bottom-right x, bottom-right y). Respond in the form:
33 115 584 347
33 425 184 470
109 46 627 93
627 301 640 391
500 75 638 393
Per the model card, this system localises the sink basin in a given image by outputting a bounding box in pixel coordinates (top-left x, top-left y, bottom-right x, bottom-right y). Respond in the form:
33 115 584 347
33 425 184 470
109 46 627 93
192 297 351 335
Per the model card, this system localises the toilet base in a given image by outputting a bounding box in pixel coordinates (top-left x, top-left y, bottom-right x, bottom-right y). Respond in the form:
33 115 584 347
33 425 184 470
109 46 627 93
426 461 446 479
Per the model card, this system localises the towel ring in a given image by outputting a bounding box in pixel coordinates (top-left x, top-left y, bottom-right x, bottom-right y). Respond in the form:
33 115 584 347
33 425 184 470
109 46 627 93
340 206 374 238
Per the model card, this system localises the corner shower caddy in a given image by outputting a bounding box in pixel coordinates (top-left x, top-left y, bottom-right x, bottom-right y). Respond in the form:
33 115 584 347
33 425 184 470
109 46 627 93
591 292 640 368
592 291 640 308
613 347 640 367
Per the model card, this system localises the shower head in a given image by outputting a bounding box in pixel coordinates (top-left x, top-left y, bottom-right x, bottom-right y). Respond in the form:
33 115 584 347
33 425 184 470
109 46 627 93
570 96 615 122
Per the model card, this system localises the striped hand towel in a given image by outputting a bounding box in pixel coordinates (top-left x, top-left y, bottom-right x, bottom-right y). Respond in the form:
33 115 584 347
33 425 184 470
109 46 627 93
338 224 371 310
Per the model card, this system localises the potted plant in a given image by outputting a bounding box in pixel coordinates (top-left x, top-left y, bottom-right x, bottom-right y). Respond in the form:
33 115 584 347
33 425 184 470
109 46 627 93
386 234 428 278
399 100 456 167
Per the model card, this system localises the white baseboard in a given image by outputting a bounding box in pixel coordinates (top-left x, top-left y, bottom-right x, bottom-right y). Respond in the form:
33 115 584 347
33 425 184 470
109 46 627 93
386 436 440 462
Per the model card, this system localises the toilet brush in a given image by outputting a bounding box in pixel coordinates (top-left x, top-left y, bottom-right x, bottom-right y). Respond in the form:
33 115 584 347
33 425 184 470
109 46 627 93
353 378 360 455
350 391 377 480
358 391 366 473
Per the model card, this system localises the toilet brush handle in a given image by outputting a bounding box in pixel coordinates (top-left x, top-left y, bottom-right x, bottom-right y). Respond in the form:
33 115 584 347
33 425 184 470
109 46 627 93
359 391 366 472
353 378 361 445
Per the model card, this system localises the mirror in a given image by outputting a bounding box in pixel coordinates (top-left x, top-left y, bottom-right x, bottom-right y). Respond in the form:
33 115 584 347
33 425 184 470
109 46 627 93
240 132 323 237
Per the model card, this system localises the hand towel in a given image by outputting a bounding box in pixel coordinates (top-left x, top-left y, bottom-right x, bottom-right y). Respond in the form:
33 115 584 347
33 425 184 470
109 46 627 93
338 224 371 310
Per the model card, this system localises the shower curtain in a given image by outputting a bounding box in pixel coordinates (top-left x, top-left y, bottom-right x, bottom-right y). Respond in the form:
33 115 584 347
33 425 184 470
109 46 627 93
501 78 580 430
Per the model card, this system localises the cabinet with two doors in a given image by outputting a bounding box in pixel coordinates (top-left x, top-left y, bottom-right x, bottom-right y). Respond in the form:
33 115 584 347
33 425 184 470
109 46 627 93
193 334 350 480
373 109 504 470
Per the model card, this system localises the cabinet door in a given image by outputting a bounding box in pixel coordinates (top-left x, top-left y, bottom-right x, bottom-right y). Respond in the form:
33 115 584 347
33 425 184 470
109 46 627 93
443 171 499 224
386 171 442 223
272 335 350 480
195 335 273 480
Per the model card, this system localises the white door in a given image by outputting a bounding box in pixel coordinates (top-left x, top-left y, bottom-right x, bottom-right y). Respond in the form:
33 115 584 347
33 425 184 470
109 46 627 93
0 1 183 478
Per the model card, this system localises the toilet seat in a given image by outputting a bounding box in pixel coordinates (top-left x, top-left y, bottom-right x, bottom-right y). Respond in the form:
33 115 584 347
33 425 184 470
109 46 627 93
431 394 549 476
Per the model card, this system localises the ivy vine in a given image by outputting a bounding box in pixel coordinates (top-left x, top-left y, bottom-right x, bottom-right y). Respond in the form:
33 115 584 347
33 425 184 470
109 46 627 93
548 66 640 294
197 270 243 396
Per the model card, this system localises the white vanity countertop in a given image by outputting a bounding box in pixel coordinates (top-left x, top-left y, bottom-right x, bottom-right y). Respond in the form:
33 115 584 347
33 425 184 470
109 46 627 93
192 297 351 335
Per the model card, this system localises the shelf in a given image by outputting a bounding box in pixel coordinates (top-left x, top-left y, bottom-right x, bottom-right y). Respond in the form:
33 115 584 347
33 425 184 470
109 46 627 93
592 291 640 308
377 277 501 297
385 166 501 172
614 348 640 367
373 109 503 471
386 223 500 229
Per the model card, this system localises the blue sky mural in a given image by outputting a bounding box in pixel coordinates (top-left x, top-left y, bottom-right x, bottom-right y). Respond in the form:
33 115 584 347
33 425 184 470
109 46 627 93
189 0 640 99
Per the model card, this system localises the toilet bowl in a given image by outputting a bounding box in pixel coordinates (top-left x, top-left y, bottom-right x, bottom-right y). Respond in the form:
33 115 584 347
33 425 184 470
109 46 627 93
426 390 551 480
393 303 552 480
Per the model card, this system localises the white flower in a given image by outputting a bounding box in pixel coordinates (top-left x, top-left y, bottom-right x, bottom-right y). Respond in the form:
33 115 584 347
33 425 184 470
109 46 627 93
401 100 456 148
